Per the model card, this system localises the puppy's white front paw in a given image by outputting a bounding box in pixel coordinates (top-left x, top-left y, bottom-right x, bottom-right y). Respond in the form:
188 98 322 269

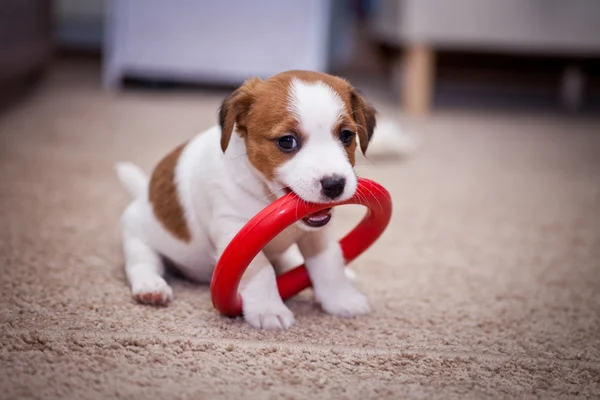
243 301 295 330
316 284 370 317
132 274 173 306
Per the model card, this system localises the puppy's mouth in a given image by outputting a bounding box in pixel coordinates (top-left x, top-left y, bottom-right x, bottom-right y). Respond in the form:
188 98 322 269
283 187 333 228
302 208 332 228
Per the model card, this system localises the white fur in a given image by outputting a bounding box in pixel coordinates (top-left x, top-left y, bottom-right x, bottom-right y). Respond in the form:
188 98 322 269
365 117 418 159
115 162 148 199
240 265 295 330
298 228 370 317
278 79 357 203
116 78 371 329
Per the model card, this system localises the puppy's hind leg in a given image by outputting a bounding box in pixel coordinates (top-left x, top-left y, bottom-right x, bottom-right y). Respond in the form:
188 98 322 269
122 229 173 306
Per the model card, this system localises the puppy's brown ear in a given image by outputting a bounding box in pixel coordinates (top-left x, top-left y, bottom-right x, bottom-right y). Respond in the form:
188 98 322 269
350 91 377 155
218 77 262 152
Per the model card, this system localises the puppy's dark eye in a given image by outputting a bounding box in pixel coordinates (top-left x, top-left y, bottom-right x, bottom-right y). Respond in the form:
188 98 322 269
340 130 355 145
276 135 299 152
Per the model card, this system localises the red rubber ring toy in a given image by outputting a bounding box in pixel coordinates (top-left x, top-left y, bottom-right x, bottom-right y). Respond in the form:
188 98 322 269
210 177 393 317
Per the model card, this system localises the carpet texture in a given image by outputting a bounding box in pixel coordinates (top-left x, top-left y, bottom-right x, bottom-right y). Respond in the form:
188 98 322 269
1 62 599 399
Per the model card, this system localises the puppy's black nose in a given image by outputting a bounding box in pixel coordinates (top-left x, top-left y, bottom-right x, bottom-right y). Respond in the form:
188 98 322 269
320 175 346 199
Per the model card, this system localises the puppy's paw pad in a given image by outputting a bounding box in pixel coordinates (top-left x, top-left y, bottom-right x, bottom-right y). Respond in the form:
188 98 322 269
318 286 370 318
132 275 173 306
243 304 295 330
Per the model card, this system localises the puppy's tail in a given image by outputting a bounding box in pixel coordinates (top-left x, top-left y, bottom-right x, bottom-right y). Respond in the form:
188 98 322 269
115 162 149 199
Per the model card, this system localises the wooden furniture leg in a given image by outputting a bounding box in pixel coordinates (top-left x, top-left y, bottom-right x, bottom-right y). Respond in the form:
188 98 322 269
398 44 435 116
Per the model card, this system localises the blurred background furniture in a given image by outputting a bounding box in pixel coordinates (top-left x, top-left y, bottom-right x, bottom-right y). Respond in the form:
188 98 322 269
370 0 600 115
5 0 599 115
54 0 104 50
0 0 53 109
102 0 334 88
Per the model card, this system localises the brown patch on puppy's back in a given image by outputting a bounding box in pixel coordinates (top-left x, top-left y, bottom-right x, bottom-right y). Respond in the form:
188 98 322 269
149 144 191 242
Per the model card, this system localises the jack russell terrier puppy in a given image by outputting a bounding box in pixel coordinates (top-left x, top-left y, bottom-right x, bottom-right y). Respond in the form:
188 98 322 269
116 70 379 330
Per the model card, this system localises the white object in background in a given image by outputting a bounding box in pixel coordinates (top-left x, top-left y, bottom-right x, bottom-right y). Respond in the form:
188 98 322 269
365 118 418 159
103 0 332 88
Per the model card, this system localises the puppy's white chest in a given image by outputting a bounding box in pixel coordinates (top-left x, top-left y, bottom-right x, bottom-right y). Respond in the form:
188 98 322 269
263 224 304 258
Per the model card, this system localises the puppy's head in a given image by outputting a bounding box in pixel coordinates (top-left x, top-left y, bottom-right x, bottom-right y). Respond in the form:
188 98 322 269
219 71 376 226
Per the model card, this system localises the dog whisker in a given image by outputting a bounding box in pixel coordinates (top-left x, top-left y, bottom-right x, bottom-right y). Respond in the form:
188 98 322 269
362 185 385 214
229 152 249 161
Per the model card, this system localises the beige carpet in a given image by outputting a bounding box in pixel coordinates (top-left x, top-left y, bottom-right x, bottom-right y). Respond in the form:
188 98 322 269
1 62 599 399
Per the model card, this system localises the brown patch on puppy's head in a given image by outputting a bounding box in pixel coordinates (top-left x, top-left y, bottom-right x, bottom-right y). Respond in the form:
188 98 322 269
218 77 262 152
274 71 377 156
218 71 377 183
218 76 299 180
349 90 377 155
